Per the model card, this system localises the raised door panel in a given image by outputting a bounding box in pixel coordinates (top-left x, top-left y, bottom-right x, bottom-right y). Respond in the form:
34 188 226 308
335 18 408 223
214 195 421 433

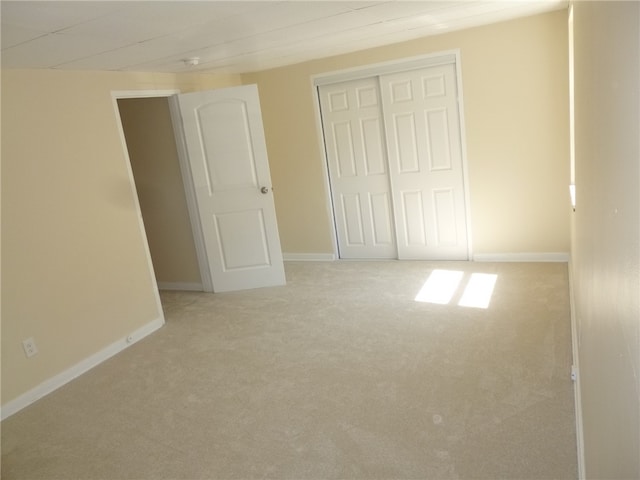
425 108 453 171
432 188 459 247
401 190 427 246
196 100 258 192
361 117 386 176
214 210 271 269
331 121 357 178
369 192 394 246
340 193 366 246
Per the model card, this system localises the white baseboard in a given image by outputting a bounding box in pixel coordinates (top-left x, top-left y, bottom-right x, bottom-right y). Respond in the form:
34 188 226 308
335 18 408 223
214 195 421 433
568 259 586 479
283 252 570 262
0 317 165 420
283 253 336 261
473 252 570 262
157 282 203 291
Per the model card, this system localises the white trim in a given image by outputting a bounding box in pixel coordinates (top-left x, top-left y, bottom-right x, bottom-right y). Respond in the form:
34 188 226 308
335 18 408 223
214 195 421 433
111 89 179 99
283 253 336 261
111 89 168 329
568 257 586 479
311 79 341 260
453 51 474 261
157 282 203 291
312 50 459 86
473 252 570 262
1 317 164 420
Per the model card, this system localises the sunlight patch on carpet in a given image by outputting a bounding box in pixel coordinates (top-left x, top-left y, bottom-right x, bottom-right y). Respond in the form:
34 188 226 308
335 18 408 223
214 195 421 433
458 273 497 308
415 270 497 309
414 269 464 304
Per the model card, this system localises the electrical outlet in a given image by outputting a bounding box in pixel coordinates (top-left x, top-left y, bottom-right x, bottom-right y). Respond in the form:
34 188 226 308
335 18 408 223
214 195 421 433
22 337 39 358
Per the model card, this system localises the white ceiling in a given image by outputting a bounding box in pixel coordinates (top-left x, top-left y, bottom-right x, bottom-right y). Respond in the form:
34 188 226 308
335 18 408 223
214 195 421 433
1 1 567 74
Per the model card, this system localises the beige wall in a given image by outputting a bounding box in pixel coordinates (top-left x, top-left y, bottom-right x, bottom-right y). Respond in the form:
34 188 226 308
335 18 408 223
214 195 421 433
118 97 201 287
571 2 640 477
243 11 570 256
1 69 241 406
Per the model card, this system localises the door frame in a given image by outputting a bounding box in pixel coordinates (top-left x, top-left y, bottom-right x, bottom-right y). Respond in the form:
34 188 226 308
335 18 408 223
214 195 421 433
311 49 473 260
111 89 199 309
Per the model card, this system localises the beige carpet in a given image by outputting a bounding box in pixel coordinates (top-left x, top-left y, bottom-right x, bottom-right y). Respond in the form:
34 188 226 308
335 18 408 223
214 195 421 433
1 261 578 479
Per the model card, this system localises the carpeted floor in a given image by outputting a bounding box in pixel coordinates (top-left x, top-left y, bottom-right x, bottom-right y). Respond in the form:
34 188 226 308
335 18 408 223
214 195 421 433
1 261 578 479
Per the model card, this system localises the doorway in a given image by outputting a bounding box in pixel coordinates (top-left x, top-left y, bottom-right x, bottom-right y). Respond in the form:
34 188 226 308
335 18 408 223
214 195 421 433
114 91 203 291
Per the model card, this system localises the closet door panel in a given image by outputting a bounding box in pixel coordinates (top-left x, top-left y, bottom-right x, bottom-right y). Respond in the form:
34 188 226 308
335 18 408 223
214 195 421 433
319 78 396 259
380 63 469 260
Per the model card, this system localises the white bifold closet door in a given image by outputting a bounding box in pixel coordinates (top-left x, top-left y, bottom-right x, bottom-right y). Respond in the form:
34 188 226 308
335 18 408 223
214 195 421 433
319 62 469 260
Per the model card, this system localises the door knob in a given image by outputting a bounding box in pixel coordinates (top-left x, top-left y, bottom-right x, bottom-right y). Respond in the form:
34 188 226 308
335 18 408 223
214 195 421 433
260 186 269 194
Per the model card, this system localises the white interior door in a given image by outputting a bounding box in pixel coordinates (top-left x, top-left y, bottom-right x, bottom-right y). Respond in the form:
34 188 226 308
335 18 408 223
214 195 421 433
380 64 469 260
172 85 285 292
319 78 396 259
